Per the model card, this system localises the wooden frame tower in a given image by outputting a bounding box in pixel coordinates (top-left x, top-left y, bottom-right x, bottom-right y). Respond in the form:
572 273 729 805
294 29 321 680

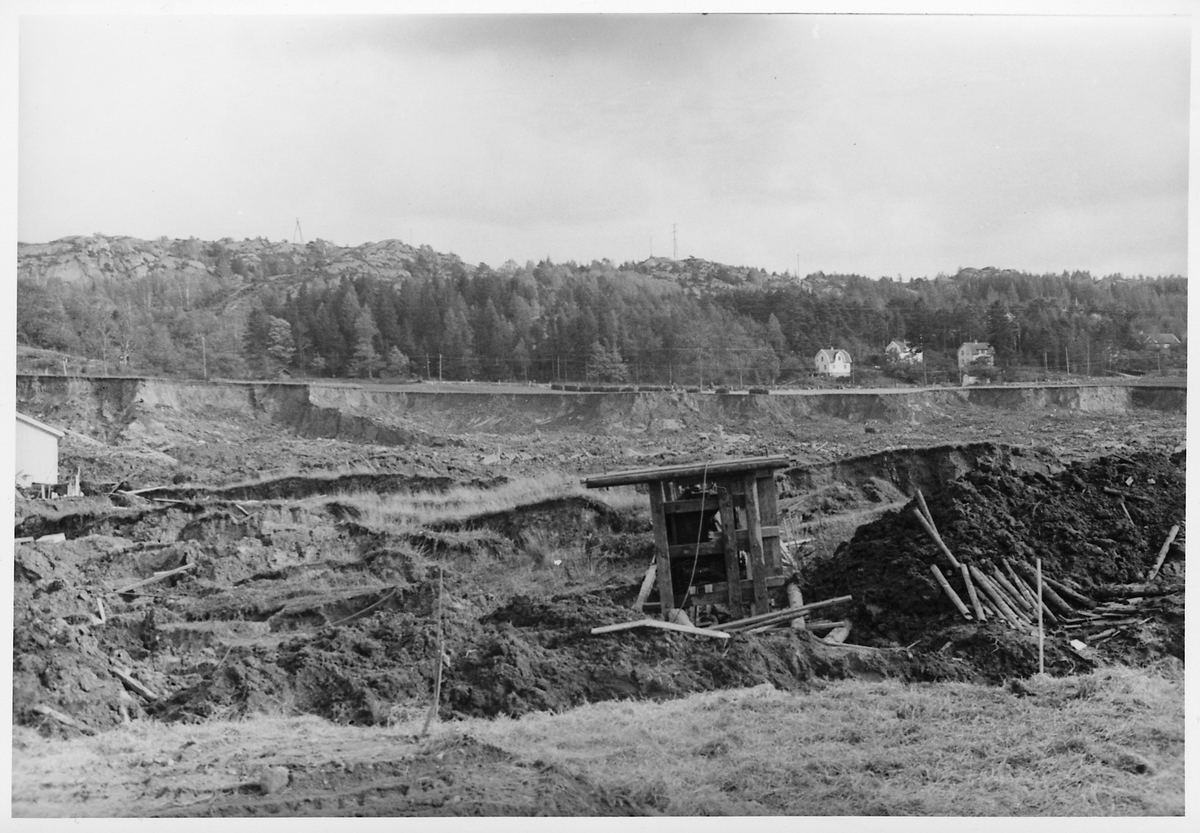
584 456 790 620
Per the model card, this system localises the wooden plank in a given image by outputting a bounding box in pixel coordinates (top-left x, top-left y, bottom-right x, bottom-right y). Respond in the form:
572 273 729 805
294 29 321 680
663 495 745 515
742 473 769 616
111 666 158 701
115 562 195 596
716 594 853 632
929 564 972 619
1002 559 1058 625
634 562 657 611
913 509 961 569
590 619 731 639
989 565 1035 617
968 564 1026 628
717 488 744 618
691 578 792 602
582 455 791 488
33 704 94 735
959 562 986 622
648 481 675 621
786 581 807 630
757 475 782 573
667 527 780 559
1146 524 1181 582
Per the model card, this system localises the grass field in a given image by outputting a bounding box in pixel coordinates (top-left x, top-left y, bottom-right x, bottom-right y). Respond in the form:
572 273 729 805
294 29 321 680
12 665 1184 817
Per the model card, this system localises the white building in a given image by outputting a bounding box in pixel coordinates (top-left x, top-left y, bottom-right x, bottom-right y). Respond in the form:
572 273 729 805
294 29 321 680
885 340 923 364
814 348 853 377
957 341 995 370
16 412 65 487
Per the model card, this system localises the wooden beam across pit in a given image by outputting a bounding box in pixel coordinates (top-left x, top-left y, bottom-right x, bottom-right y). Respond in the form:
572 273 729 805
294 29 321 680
584 456 792 620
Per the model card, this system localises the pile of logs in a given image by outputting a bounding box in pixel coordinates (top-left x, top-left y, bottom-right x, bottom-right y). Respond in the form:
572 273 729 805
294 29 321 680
917 492 1182 648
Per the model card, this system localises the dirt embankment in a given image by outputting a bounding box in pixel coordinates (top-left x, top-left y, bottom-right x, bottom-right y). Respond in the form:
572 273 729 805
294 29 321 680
17 375 1185 449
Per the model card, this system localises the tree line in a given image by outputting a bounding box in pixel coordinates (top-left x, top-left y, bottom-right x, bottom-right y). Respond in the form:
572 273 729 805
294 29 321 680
16 238 1187 384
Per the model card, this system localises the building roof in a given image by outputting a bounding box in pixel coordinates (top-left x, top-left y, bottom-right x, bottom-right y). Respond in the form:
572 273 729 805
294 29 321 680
1145 333 1182 345
959 341 993 352
16 411 65 438
814 348 850 361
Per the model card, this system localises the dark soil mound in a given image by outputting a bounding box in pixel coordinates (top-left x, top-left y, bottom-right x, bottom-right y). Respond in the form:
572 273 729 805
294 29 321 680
804 450 1185 679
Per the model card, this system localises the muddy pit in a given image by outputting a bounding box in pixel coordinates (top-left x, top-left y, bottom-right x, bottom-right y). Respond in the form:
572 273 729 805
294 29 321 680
13 433 1185 741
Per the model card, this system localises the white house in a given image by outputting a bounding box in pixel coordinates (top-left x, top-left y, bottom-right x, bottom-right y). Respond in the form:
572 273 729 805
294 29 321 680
1145 333 1182 350
885 340 923 364
16 412 65 487
814 348 853 377
957 342 995 370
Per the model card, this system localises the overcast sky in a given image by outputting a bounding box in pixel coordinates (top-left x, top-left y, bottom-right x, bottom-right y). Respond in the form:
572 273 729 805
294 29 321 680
15 6 1193 278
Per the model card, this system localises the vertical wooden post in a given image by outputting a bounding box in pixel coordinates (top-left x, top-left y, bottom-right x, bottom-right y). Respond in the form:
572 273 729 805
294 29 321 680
717 487 744 619
742 473 769 615
1037 557 1044 676
756 474 782 572
648 481 675 621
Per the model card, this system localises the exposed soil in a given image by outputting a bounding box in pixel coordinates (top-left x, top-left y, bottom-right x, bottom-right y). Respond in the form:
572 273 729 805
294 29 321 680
11 374 1186 816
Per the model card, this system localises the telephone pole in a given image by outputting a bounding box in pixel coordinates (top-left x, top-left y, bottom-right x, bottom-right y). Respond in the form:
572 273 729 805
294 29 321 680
673 224 677 261
292 218 304 244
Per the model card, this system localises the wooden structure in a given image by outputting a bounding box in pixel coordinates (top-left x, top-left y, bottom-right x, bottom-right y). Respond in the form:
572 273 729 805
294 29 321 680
15 412 65 489
584 456 790 620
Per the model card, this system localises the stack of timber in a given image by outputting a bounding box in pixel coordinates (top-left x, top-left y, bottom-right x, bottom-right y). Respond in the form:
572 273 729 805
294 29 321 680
912 490 1098 632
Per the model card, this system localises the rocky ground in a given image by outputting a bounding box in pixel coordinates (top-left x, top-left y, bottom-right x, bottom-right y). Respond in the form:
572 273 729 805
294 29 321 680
11 375 1187 816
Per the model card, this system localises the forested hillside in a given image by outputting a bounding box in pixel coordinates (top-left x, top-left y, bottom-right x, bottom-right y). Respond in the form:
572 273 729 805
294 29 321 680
16 234 1187 385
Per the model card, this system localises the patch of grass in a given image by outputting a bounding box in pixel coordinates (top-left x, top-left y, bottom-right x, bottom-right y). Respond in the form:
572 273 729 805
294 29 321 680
325 472 646 537
13 668 1184 817
469 667 1185 816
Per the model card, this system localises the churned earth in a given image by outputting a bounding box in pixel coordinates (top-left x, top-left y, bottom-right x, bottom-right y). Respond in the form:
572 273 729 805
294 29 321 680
11 374 1186 816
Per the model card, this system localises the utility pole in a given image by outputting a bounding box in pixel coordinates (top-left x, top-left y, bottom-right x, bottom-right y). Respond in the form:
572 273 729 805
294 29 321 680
201 334 207 381
438 353 443 382
673 224 677 261
293 218 304 244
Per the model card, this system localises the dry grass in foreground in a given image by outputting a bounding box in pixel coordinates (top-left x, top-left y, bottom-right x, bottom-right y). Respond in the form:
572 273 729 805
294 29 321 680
470 664 1185 816
11 666 1184 817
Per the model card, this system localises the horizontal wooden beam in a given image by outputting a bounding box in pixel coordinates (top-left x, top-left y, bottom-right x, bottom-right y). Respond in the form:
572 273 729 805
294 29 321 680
663 495 746 515
688 575 790 598
667 526 779 559
582 456 791 488
590 619 731 639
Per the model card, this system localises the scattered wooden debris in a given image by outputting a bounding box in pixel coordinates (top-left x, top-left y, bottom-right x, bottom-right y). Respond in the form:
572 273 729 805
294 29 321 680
959 563 986 622
633 562 657 612
591 619 731 640
929 564 972 620
115 562 195 597
715 594 853 634
1145 524 1181 583
912 508 961 569
33 704 94 734
1093 583 1180 600
1101 486 1151 503
111 666 158 701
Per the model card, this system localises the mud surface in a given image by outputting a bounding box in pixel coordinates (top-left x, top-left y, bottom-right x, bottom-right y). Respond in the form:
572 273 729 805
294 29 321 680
12 373 1186 816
